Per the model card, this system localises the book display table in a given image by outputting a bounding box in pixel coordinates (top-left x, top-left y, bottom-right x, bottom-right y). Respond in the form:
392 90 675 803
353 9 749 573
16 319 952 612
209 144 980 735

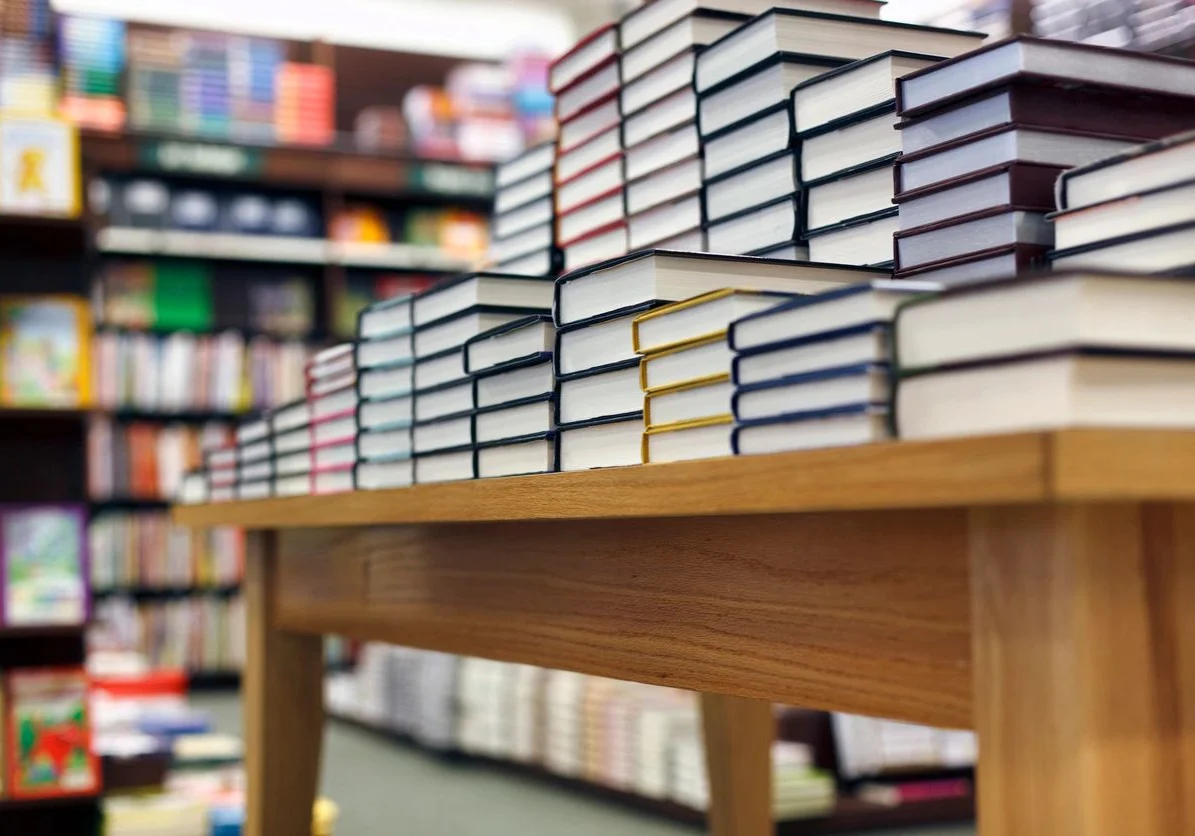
174 429 1195 836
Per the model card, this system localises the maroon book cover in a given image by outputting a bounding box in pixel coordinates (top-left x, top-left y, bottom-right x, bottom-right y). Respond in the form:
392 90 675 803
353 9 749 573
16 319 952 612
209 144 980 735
894 242 1050 281
897 80 1195 153
892 124 1138 196
895 35 1195 119
894 161 1064 208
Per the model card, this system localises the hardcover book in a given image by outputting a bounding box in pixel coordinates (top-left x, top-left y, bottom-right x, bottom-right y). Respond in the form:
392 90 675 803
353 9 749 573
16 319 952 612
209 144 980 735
896 82 1195 158
696 9 982 93
896 36 1195 119
0 505 88 627
0 295 91 408
6 667 99 798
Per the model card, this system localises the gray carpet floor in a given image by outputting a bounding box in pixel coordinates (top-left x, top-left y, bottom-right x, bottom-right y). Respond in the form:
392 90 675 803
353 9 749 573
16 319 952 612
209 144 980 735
194 693 975 836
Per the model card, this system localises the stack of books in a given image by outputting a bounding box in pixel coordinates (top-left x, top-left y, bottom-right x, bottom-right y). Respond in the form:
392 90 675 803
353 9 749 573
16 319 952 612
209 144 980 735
892 37 1195 286
634 290 799 464
306 344 358 495
491 142 559 277
355 295 415 490
411 273 554 483
1050 131 1195 273
88 419 229 501
467 315 557 479
203 443 237 503
270 397 312 497
233 414 272 500
794 52 943 267
893 272 1195 441
550 24 628 273
621 3 755 256
697 8 984 259
553 251 884 471
729 280 927 456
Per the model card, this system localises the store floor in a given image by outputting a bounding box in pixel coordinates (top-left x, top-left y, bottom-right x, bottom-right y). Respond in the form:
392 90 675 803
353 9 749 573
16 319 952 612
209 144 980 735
194 693 975 836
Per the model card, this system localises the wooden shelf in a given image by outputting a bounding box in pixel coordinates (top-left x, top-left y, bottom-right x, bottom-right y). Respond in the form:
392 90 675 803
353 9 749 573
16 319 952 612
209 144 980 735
173 429 1195 529
189 670 242 690
81 129 495 201
0 624 86 640
93 585 241 599
0 793 100 812
0 625 86 669
0 214 88 259
97 227 476 272
0 406 87 421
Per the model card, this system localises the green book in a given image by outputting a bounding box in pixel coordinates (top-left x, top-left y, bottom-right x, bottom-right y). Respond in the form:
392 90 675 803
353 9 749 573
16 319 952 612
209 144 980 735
153 262 212 331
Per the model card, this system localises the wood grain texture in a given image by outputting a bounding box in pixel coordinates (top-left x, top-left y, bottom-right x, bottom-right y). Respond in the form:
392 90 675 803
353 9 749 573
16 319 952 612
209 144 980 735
242 531 325 836
175 432 1047 528
700 694 773 836
969 503 1195 836
273 510 973 728
1050 430 1195 501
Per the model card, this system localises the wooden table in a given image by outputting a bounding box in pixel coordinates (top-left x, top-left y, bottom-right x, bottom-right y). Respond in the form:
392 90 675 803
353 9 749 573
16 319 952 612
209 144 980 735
174 429 1195 836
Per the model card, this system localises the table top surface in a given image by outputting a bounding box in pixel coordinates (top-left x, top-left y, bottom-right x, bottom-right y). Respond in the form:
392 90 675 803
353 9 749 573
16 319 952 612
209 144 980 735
173 429 1195 529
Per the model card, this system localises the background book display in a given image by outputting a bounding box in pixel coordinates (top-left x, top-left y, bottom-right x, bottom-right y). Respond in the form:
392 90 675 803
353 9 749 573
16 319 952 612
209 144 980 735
5 667 99 799
12 0 1195 831
0 295 91 408
326 644 976 824
89 511 243 592
0 504 88 628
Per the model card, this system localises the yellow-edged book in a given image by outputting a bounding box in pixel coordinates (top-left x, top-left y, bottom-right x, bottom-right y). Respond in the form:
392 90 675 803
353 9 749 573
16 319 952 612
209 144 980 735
638 334 730 394
632 288 802 356
642 415 734 464
644 376 732 430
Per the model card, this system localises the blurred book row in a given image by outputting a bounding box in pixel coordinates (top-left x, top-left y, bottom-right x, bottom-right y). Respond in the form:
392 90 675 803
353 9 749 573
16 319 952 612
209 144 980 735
90 511 244 592
92 594 245 674
327 646 975 820
93 177 489 259
49 1 556 161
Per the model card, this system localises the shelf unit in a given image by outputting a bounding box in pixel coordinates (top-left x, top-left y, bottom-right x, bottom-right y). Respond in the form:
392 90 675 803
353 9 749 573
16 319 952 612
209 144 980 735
80 129 496 203
328 712 975 835
76 65 499 695
96 227 476 272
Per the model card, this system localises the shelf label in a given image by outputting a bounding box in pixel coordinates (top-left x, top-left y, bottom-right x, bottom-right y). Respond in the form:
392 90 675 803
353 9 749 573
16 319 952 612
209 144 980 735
411 163 494 198
139 140 263 177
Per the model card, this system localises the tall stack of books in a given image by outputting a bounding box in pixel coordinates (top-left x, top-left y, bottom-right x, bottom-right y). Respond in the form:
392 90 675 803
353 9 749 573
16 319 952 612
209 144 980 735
1050 131 1195 273
553 251 883 471
550 25 628 274
730 280 925 457
307 344 358 495
794 52 943 267
270 397 312 497
892 37 1195 286
411 274 554 483
233 414 272 500
354 295 415 490
893 272 1195 441
620 4 753 256
466 315 557 479
634 290 799 464
491 142 559 277
697 8 984 260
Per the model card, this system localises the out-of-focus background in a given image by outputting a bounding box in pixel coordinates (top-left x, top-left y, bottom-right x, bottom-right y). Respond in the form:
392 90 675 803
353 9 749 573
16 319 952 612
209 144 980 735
0 0 1190 835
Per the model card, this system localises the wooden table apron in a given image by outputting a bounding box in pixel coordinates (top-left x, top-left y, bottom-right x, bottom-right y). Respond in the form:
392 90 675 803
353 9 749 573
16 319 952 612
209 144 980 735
177 430 1195 836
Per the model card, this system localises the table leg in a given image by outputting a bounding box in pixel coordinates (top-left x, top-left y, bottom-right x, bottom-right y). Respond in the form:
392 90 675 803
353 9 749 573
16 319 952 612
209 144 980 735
243 530 326 836
969 503 1195 836
700 692 773 836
